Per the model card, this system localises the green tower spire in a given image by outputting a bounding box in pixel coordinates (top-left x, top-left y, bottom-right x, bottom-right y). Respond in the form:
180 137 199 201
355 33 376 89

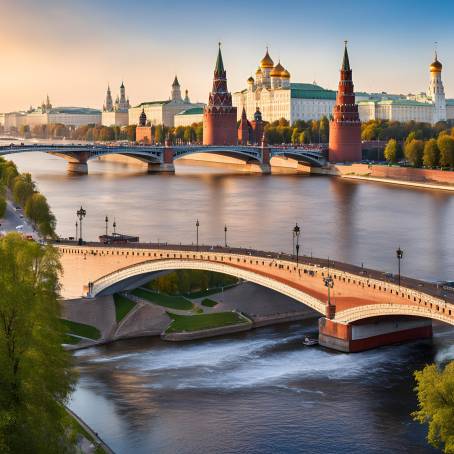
342 40 350 71
215 42 225 74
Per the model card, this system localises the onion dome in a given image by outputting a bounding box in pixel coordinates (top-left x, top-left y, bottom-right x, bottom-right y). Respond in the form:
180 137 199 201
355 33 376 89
255 66 262 75
430 52 442 72
247 76 254 83
281 68 290 79
139 108 147 127
260 49 274 69
271 62 285 77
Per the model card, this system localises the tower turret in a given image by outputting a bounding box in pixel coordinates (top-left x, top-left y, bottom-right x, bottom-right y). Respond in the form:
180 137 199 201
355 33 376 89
139 108 147 126
328 41 361 162
184 89 190 103
427 49 447 124
119 81 127 111
238 107 251 145
171 76 182 102
203 44 238 145
104 85 113 112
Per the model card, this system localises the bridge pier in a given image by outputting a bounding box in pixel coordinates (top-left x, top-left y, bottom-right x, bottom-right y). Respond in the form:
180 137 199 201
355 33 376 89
318 316 433 353
67 161 88 174
148 144 175 173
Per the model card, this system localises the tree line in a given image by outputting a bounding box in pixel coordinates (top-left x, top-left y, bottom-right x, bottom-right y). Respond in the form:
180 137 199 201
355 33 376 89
0 158 56 237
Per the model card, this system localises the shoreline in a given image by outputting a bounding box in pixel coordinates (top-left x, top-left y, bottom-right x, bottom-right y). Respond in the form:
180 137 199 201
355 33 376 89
339 173 454 192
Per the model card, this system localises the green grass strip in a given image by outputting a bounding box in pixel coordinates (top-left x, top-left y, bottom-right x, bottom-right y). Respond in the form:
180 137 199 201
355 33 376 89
201 298 218 307
132 288 194 310
165 311 249 333
61 319 101 340
114 293 136 322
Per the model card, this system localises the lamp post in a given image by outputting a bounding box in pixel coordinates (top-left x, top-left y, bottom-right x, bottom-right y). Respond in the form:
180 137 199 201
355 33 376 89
105 215 109 237
76 206 86 245
396 246 404 288
224 224 228 247
293 222 301 264
113 218 117 235
196 219 200 250
75 222 78 242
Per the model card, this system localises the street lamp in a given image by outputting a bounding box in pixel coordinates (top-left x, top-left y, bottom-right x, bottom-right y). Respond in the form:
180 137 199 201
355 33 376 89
196 219 200 250
293 222 301 264
113 218 117 235
224 224 228 248
396 246 404 288
76 206 86 245
105 215 109 237
75 221 78 242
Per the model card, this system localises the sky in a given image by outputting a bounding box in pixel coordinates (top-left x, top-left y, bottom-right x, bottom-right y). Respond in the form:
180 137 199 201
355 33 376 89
0 0 453 112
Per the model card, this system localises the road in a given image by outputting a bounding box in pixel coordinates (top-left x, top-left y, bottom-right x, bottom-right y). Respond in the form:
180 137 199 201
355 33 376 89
0 198 37 238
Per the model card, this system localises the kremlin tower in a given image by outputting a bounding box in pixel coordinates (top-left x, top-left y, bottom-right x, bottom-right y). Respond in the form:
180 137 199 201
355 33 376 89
203 44 237 146
427 50 447 124
329 42 361 162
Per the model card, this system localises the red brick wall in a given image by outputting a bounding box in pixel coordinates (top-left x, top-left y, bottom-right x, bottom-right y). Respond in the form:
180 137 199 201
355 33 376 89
136 126 153 144
203 111 238 146
329 121 362 163
370 166 454 184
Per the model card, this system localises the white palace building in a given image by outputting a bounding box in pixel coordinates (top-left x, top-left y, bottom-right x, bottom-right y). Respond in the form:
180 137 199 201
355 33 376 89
358 52 454 125
232 49 337 124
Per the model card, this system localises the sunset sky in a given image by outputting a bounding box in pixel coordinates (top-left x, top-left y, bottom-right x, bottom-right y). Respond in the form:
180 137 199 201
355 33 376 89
1 0 453 112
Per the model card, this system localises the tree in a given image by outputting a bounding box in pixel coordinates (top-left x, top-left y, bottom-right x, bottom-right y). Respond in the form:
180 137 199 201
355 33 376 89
404 139 424 167
12 174 35 207
423 139 440 168
24 193 56 238
384 139 398 163
0 233 76 453
413 361 454 453
437 135 454 168
291 128 300 144
0 196 6 218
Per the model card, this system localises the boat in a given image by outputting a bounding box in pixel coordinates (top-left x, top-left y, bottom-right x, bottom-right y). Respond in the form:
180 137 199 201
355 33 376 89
303 336 319 346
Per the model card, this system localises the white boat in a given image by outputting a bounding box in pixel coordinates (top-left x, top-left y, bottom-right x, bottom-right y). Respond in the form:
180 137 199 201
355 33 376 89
303 336 319 346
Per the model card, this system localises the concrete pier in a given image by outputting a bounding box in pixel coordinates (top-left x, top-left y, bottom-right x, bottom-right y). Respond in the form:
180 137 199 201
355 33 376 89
147 162 176 173
319 316 433 352
67 162 88 174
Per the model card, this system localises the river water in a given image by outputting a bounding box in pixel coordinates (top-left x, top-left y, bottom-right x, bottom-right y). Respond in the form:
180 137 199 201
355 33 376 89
8 152 454 453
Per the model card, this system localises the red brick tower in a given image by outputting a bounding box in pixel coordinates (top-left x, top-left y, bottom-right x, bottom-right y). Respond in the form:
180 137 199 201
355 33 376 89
203 44 238 145
329 42 362 162
238 107 251 145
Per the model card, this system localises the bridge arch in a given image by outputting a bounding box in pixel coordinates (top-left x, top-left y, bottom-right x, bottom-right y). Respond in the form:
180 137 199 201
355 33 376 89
335 303 454 326
172 146 262 164
89 258 326 315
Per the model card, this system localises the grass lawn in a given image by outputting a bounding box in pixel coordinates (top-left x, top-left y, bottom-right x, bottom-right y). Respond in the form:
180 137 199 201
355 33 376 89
165 311 249 333
184 283 238 299
114 293 136 322
132 288 194 310
62 319 101 340
201 298 218 307
63 334 81 345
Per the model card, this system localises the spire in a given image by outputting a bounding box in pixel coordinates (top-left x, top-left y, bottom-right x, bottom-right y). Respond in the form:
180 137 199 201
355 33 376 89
139 107 147 127
342 40 350 71
120 81 124 89
215 42 225 74
172 75 180 87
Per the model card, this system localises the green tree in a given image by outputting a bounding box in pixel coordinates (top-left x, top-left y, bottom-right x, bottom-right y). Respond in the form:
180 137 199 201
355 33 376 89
413 361 454 453
0 233 76 453
291 128 300 144
183 126 194 143
437 135 454 168
12 174 35 207
404 139 424 167
0 196 6 218
24 193 56 238
319 116 329 143
384 139 398 163
423 139 440 168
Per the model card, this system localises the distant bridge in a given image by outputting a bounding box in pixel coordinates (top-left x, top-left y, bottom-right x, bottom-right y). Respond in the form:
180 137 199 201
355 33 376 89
57 241 453 352
0 143 327 173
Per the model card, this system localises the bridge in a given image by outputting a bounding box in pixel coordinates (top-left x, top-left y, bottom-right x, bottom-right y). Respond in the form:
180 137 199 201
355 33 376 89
57 241 454 352
0 143 327 173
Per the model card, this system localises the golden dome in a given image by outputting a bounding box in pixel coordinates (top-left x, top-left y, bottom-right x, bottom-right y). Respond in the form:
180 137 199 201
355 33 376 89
270 62 285 77
281 69 290 79
255 66 262 75
430 59 442 72
260 49 274 69
247 76 254 83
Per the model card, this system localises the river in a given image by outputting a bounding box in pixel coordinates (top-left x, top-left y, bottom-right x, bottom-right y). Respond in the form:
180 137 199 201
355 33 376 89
8 152 454 453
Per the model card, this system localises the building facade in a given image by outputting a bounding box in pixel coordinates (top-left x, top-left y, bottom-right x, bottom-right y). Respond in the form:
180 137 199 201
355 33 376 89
233 49 336 124
203 45 237 146
174 107 204 127
329 43 361 163
102 82 130 127
129 77 204 127
358 52 453 125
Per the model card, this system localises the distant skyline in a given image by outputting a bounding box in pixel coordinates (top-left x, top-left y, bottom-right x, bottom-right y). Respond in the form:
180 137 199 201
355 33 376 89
1 0 453 112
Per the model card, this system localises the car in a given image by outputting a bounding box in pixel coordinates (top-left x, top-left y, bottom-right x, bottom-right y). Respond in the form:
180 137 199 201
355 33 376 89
19 214 24 218
16 225 24 230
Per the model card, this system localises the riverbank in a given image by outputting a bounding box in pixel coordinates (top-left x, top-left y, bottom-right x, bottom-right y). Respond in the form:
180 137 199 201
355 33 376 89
62 282 318 350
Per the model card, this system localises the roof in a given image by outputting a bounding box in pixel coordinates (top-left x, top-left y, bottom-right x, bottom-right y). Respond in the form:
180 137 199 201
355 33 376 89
215 44 225 74
446 99 454 106
290 83 336 100
134 101 171 108
342 42 351 71
48 107 101 115
176 107 204 116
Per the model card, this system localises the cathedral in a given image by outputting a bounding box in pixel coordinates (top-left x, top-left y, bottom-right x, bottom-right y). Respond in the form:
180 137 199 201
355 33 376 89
233 49 336 124
102 82 130 126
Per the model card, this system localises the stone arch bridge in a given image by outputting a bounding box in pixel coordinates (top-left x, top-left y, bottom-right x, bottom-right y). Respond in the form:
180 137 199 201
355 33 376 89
57 242 454 352
0 143 327 173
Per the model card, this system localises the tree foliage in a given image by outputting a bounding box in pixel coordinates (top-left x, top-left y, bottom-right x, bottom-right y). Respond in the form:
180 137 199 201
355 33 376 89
423 139 440 168
413 361 454 453
437 135 454 168
0 234 76 453
384 139 398 163
24 193 56 238
12 173 35 206
404 139 424 167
